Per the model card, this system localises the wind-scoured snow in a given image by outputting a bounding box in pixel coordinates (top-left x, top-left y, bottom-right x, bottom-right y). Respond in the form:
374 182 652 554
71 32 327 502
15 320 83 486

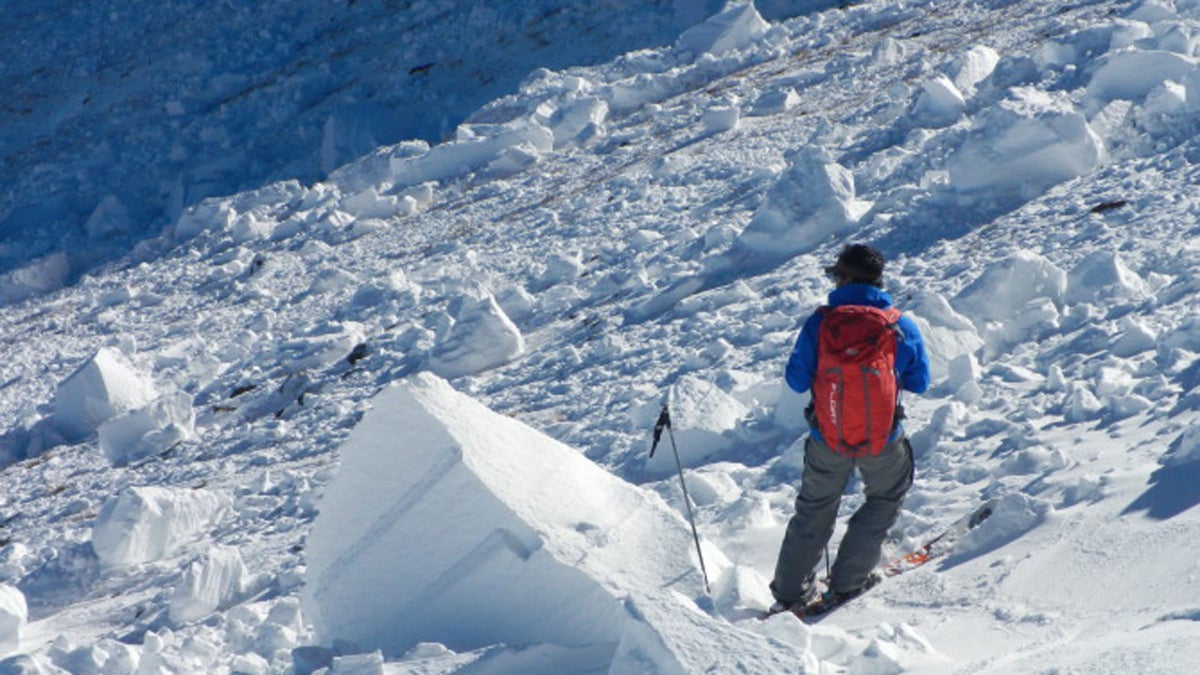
0 0 1198 672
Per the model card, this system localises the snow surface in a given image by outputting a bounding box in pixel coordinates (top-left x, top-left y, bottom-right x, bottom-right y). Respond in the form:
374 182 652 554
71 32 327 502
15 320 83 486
0 0 732 293
0 0 1199 672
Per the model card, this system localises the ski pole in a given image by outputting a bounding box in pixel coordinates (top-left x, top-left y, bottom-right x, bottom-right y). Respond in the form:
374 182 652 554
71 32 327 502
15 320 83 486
650 403 711 595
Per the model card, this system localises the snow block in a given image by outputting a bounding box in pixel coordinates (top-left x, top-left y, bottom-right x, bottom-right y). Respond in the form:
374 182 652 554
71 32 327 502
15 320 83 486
1065 250 1150 305
948 89 1104 197
388 122 553 189
955 250 1067 321
955 493 1049 560
173 180 308 242
912 74 967 128
735 147 870 258
303 373 804 670
676 3 769 57
1164 427 1200 467
46 637 140 673
644 376 749 478
546 96 609 149
330 652 384 675
953 249 1067 357
1065 381 1105 422
1087 49 1197 103
169 546 250 624
950 45 1000 95
0 252 70 306
702 102 741 134
428 289 524 379
0 584 26 655
55 348 157 442
98 392 195 466
907 292 986 383
84 195 134 239
91 486 228 568
751 88 800 116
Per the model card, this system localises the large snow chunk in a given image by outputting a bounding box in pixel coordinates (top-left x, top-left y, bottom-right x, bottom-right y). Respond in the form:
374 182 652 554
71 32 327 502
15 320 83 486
677 3 769 57
955 493 1049 559
0 584 26 655
429 289 524 379
954 250 1067 319
545 96 609 149
55 348 157 442
906 292 986 383
736 147 871 257
948 88 1104 198
98 392 195 466
169 546 250 624
388 122 553 189
1163 426 1200 467
91 486 228 568
950 45 1001 95
953 250 1067 358
0 252 70 305
911 75 967 128
1087 49 1197 103
1128 0 1178 23
1065 250 1151 305
173 181 308 242
303 373 803 670
644 376 749 478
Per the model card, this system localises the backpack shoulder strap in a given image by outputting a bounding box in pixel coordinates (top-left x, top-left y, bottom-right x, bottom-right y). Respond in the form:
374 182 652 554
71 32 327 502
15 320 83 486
882 307 904 341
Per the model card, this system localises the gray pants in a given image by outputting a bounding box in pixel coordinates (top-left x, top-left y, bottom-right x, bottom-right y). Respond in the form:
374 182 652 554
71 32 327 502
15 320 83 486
771 434 913 601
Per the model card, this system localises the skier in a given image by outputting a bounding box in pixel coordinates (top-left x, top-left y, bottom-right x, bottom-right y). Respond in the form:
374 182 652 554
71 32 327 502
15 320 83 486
769 243 930 613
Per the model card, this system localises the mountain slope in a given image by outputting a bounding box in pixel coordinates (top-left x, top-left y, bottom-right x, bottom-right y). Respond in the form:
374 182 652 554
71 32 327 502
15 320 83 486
0 0 1197 672
0 0 727 296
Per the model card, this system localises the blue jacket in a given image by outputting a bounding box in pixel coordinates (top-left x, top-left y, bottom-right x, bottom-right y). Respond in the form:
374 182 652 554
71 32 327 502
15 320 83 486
785 284 930 444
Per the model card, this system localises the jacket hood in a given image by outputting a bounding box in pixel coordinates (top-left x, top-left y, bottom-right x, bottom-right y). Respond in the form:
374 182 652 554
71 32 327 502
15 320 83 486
827 283 893 309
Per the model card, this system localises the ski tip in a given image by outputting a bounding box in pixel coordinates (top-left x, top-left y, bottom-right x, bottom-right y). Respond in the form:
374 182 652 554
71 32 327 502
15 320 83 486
971 498 1000 528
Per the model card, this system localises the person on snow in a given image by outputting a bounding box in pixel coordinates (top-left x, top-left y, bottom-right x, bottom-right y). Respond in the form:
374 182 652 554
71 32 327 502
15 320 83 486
770 243 931 612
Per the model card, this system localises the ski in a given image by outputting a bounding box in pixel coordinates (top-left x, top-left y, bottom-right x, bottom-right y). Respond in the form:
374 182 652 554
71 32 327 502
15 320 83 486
760 499 999 621
878 497 998 579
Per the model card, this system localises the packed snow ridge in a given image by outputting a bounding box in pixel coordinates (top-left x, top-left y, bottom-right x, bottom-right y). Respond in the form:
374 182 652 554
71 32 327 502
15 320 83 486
0 0 1198 673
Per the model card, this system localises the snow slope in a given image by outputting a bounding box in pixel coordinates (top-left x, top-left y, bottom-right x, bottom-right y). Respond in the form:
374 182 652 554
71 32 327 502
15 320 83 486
0 0 728 297
0 0 1198 672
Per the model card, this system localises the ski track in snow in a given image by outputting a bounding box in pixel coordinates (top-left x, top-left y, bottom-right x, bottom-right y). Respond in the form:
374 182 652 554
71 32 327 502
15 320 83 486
0 0 1199 672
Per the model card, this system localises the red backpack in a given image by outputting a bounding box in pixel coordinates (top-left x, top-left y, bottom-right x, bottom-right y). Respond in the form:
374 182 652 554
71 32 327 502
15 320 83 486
812 305 903 457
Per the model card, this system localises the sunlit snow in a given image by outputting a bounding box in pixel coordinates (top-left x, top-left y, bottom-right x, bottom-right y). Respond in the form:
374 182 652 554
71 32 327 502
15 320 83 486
0 0 1198 673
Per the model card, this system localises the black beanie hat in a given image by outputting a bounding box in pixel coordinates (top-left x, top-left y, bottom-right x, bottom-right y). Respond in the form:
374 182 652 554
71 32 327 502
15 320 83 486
825 244 885 287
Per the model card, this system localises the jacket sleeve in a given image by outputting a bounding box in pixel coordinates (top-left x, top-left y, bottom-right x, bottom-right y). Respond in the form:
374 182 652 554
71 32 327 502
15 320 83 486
895 315 931 394
784 313 823 394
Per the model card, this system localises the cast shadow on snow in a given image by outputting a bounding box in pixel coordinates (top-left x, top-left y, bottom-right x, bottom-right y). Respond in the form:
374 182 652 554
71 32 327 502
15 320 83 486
1121 460 1200 521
